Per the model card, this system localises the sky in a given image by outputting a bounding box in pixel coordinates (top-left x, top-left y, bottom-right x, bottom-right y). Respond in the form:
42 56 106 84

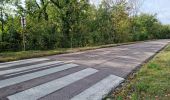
140 0 170 24
91 0 170 25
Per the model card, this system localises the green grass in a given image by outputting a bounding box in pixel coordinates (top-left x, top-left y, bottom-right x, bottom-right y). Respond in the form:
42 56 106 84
0 49 66 62
105 44 170 100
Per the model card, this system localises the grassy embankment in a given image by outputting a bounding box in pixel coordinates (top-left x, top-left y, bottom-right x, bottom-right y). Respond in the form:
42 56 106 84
105 44 170 100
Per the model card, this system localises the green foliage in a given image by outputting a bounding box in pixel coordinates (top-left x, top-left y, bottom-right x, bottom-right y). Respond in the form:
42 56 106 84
0 0 170 52
132 14 160 41
136 82 150 92
147 62 160 70
26 21 59 50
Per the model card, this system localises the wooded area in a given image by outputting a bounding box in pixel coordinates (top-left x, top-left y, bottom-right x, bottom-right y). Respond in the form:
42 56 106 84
0 0 170 52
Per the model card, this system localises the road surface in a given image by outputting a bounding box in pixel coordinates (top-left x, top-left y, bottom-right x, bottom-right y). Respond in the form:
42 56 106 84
0 40 169 100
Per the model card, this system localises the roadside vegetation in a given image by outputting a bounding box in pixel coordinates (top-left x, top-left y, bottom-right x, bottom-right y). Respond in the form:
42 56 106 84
105 44 170 100
0 0 170 53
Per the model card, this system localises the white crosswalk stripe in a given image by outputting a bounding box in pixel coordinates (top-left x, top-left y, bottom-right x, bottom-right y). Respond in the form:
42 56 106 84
5 62 63 77
0 63 78 89
7 68 98 100
71 75 124 100
0 58 49 68
0 61 62 76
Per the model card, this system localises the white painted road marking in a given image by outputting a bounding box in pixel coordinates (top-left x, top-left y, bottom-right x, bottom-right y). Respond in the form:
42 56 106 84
0 58 49 68
0 61 62 75
8 68 98 100
5 62 63 77
0 63 78 89
71 75 124 100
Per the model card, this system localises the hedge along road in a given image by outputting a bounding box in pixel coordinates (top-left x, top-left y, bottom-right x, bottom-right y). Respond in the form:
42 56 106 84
0 40 169 100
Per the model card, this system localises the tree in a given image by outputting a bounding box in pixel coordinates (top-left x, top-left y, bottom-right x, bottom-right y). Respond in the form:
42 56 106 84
1 0 170 52
0 0 8 41
25 0 49 22
50 0 90 48
132 13 160 40
0 0 17 41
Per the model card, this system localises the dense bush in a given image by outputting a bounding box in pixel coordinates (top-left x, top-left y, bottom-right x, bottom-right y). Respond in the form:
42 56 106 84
26 21 59 50
0 42 20 51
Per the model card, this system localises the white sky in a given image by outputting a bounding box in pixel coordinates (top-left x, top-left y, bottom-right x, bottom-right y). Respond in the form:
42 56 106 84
140 0 170 24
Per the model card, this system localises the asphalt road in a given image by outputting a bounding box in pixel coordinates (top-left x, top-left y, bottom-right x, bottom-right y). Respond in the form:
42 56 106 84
0 40 169 100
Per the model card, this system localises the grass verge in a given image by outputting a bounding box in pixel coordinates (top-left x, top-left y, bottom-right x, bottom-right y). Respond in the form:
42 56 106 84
105 44 170 100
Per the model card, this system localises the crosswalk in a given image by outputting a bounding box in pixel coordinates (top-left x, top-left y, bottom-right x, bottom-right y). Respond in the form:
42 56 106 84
0 61 63 76
0 58 49 68
0 58 124 100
